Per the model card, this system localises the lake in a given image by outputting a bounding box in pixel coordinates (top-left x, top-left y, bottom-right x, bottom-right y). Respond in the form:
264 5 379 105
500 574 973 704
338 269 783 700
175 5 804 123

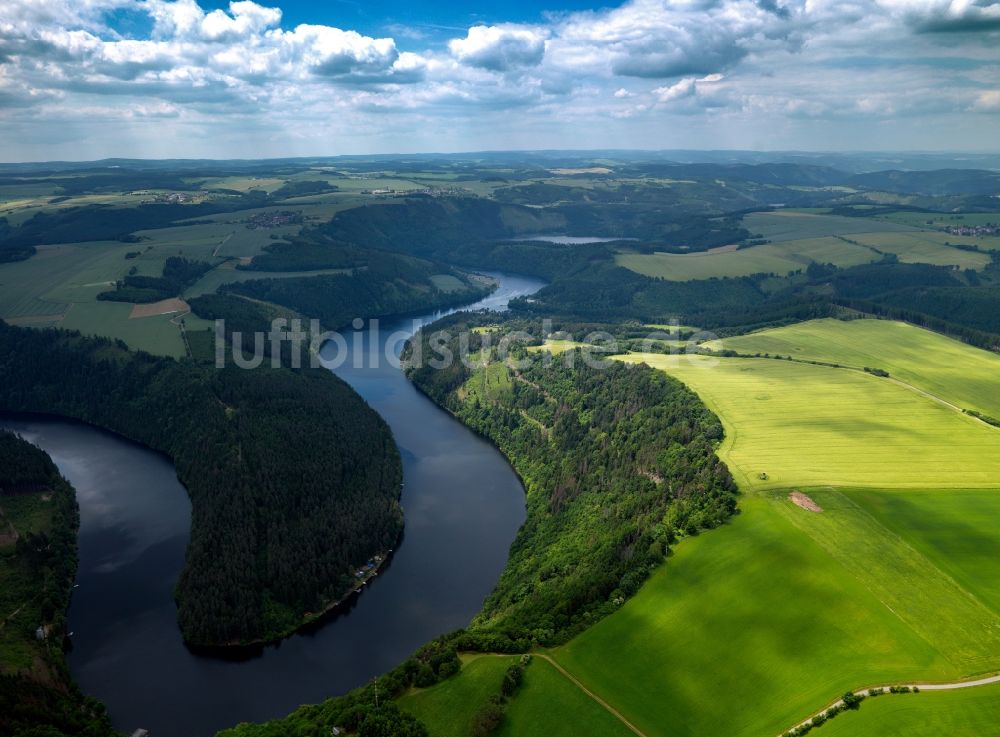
0 271 545 737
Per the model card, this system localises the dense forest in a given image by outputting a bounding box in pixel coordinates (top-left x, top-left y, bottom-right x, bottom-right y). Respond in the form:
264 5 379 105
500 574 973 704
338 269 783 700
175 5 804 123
407 315 738 646
0 321 404 646
222 252 491 331
0 431 119 737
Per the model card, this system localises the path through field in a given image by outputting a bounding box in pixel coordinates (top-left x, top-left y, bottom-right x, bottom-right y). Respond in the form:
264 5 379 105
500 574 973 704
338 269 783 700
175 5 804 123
777 672 1000 736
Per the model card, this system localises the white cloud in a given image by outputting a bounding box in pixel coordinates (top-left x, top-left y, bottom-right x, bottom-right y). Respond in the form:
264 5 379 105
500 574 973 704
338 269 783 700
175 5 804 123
448 25 547 71
0 0 998 157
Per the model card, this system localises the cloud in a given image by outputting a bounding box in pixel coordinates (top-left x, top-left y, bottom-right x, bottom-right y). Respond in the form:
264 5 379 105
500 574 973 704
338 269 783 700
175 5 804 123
975 89 1000 110
551 0 793 79
877 0 1000 32
448 25 547 71
0 0 999 157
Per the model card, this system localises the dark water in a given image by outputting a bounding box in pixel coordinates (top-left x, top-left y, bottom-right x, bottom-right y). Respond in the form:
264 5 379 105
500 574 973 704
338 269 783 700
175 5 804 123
0 272 544 737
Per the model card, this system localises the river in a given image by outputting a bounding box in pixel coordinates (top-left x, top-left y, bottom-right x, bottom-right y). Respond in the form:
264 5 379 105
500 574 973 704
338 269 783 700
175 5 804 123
0 271 545 737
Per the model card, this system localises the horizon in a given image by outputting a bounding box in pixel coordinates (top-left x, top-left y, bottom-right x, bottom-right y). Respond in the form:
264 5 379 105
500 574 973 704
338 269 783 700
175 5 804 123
3 147 1000 168
2 0 999 160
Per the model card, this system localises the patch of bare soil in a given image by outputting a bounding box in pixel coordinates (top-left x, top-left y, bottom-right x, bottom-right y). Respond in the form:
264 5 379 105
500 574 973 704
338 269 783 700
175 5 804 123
790 491 823 513
129 298 189 319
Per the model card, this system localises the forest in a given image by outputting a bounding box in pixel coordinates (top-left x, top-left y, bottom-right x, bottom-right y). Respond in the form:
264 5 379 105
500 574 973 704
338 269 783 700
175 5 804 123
407 314 738 646
0 321 404 646
0 431 118 737
222 251 491 331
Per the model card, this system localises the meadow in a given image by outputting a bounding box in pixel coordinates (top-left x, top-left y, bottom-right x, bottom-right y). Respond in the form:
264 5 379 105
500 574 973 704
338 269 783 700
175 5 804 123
614 353 1000 490
845 231 991 268
742 210 917 241
496 657 637 737
817 681 1000 737
709 318 1000 418
616 236 878 280
846 488 1000 616
398 655 517 737
551 494 981 737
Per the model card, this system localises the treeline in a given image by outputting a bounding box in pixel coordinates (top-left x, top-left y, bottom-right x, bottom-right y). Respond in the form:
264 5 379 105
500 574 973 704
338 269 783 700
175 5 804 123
238 238 365 272
0 200 254 247
217 634 479 737
0 432 119 737
100 256 213 303
0 321 404 646
222 253 491 331
407 315 738 645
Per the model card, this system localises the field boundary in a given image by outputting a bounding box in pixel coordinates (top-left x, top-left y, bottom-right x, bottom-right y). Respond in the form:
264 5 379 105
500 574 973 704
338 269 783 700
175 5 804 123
536 654 650 737
777 672 1000 737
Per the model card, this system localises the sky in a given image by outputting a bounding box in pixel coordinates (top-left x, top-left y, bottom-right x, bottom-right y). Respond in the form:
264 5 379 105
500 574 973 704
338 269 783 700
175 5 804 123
0 0 998 161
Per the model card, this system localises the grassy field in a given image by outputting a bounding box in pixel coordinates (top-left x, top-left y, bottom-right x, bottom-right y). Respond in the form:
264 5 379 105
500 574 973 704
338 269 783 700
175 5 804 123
818 682 1000 736
525 339 593 354
59 301 206 358
183 264 352 298
551 493 983 737
845 231 991 268
846 488 1000 616
497 657 637 737
614 353 1000 490
742 210 917 241
398 655 517 737
707 318 1000 418
616 237 877 280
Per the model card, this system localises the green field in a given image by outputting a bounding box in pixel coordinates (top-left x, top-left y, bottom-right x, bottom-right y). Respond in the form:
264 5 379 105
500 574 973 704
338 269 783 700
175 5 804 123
550 493 990 737
846 231 991 268
398 655 517 737
525 339 593 354
497 658 636 737
846 488 1000 616
708 318 1000 418
616 237 878 280
614 353 1000 490
742 210 917 241
183 264 352 298
818 682 1000 737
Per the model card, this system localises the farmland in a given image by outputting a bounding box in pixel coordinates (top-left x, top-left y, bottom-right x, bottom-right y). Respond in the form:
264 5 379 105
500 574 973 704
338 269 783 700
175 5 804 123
497 658 636 737
398 655 517 737
616 208 990 280
817 681 1000 737
550 493 987 737
616 236 878 280
742 210 918 241
709 318 1000 418
846 488 1000 615
613 352 1000 490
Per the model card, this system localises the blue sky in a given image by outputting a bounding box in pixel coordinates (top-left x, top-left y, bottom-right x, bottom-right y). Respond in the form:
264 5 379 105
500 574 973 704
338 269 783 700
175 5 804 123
195 0 611 39
0 0 998 160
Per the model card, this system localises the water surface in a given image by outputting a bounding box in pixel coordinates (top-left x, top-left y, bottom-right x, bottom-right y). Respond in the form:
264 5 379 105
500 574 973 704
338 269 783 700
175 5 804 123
0 271 544 737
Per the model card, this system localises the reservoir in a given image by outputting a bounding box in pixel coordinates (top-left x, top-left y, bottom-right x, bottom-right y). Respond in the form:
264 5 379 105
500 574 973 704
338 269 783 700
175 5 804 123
0 271 544 737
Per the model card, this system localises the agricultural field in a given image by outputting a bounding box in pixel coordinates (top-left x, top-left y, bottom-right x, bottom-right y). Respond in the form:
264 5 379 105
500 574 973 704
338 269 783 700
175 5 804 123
398 655 517 737
818 681 1000 737
617 208 991 280
496 657 636 737
742 210 918 242
616 236 878 280
614 353 1000 490
183 264 352 299
550 493 988 737
525 338 594 354
845 231 992 268
846 488 1000 615
708 318 1000 418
